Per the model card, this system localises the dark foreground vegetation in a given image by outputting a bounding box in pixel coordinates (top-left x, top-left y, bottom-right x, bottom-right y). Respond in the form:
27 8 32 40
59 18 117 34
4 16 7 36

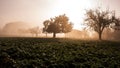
0 37 120 68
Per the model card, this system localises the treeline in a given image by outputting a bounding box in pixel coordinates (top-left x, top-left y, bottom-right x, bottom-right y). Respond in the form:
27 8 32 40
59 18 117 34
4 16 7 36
0 7 120 40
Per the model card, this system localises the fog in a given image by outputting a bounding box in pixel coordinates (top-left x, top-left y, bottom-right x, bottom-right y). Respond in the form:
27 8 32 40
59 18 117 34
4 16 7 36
0 22 36 37
0 22 120 41
0 0 120 41
65 29 120 41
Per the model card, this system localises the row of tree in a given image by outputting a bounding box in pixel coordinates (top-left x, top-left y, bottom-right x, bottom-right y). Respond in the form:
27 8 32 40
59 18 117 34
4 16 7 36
42 8 120 40
1 7 119 40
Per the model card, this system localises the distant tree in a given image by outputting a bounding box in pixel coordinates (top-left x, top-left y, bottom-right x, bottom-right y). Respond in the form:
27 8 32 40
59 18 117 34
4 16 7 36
43 20 50 37
84 8 120 40
111 18 120 40
111 18 120 30
43 14 73 38
29 26 40 37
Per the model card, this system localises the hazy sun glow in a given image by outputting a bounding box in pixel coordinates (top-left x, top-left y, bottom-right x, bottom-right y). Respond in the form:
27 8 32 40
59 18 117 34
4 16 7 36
48 0 95 30
0 0 96 29
0 0 120 30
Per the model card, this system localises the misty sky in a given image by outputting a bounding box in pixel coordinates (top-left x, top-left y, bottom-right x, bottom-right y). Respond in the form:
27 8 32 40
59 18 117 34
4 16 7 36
0 0 120 29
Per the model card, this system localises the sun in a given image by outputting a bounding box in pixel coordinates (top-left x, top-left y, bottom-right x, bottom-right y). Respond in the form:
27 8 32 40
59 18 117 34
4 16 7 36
48 0 95 30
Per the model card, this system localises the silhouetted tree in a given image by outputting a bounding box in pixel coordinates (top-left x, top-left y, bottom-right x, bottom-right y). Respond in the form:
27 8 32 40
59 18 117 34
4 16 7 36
43 20 50 37
112 18 120 30
84 8 119 40
29 26 40 37
111 18 120 40
43 14 73 38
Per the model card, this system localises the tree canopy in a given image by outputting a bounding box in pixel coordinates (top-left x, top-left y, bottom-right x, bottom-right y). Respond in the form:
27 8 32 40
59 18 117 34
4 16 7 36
43 14 73 38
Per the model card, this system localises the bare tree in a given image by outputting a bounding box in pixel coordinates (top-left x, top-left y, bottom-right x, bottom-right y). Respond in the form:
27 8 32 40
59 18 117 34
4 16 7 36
29 26 41 37
84 8 119 40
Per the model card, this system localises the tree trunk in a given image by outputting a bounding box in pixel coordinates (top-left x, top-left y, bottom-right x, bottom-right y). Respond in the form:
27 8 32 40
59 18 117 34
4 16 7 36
99 31 102 40
53 32 56 38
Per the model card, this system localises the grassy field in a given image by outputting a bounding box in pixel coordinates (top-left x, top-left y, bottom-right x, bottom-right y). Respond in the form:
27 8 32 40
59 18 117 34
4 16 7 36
0 37 120 68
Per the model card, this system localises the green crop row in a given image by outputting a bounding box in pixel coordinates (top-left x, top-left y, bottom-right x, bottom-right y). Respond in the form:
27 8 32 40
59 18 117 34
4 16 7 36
0 37 120 68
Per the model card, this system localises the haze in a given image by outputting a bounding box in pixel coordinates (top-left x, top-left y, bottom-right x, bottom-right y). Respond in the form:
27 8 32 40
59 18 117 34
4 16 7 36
0 0 120 40
0 0 120 29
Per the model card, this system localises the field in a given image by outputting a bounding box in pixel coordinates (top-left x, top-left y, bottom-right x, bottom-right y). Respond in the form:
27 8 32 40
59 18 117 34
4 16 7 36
0 37 120 68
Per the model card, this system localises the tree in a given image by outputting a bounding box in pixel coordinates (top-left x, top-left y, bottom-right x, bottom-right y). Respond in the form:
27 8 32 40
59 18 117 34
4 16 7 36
84 8 119 40
43 20 50 37
29 26 40 37
43 14 73 38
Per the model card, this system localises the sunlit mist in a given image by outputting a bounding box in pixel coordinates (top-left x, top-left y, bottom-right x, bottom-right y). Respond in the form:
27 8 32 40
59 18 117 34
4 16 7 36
0 0 120 29
0 0 120 40
0 0 97 29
